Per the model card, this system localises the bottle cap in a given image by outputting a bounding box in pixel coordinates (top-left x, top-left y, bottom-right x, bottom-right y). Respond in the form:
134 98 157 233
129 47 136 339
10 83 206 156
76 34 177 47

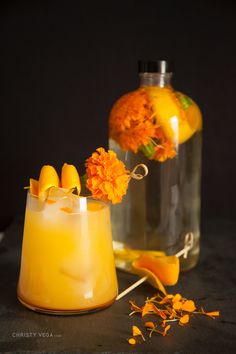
138 60 174 74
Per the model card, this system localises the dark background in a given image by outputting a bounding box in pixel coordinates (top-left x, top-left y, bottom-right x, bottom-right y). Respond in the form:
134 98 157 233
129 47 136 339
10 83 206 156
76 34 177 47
1 0 236 230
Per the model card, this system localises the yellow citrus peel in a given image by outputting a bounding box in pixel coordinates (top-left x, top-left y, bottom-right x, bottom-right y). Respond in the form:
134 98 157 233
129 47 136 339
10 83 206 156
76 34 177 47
29 178 39 197
131 254 180 294
61 163 81 195
146 87 202 144
38 165 60 200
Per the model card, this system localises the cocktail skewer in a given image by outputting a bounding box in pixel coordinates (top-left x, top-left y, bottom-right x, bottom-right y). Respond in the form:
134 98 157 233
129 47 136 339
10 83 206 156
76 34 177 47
116 233 194 301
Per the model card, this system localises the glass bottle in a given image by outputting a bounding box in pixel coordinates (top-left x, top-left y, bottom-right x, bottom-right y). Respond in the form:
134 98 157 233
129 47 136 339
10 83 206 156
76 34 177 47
109 60 202 272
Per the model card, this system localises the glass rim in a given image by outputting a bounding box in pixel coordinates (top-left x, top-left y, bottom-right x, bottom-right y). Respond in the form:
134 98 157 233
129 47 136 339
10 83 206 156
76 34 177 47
26 190 109 215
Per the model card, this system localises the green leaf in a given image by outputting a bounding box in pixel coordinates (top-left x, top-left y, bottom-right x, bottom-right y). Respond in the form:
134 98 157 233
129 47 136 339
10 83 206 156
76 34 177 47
139 142 155 159
175 92 193 110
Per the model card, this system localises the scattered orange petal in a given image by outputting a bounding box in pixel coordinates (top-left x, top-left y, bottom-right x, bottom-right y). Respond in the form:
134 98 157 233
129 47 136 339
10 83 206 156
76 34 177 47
169 309 177 319
172 293 182 303
205 311 220 317
129 300 142 313
200 308 220 318
152 304 167 319
128 338 136 345
163 324 171 336
179 314 190 325
145 322 155 329
159 294 173 304
142 303 155 317
132 325 145 341
132 325 142 336
181 300 196 312
173 301 182 310
128 292 219 345
161 320 167 327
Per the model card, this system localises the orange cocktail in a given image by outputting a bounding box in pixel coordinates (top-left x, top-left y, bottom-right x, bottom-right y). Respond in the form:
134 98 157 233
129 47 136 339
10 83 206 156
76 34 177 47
17 190 118 314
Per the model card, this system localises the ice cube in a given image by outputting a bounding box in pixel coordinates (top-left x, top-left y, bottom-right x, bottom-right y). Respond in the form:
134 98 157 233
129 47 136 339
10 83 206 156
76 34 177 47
42 187 74 218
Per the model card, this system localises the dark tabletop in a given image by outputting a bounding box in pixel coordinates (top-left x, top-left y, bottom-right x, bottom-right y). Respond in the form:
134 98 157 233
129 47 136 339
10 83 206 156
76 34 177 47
0 218 236 354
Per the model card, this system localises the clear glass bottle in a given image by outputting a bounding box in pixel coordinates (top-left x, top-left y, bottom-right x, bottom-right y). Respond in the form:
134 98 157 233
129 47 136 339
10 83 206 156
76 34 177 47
109 60 202 272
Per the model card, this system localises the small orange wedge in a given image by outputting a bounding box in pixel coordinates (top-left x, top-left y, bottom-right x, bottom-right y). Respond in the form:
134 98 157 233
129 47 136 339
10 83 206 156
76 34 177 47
132 254 180 292
38 165 60 200
29 178 39 197
61 163 81 195
146 87 200 144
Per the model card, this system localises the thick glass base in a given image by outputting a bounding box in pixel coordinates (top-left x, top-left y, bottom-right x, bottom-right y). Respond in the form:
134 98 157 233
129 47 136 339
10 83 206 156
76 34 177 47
17 294 116 315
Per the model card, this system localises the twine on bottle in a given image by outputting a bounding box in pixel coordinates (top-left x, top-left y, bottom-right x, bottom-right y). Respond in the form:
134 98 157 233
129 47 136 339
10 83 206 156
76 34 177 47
175 232 194 259
129 164 149 180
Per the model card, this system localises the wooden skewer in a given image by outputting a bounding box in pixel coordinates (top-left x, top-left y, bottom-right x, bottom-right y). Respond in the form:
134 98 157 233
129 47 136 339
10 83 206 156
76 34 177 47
116 276 148 300
116 232 194 301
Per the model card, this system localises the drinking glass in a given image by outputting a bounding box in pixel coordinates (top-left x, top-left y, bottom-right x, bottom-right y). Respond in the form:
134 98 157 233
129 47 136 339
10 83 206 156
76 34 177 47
17 189 118 314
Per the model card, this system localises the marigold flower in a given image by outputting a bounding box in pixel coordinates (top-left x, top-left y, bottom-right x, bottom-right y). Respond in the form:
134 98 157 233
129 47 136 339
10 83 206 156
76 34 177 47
109 88 156 153
109 88 177 163
85 147 129 204
153 127 177 162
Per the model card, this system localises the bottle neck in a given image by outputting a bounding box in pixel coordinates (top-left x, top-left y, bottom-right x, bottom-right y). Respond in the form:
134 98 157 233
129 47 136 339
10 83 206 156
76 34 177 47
139 72 173 88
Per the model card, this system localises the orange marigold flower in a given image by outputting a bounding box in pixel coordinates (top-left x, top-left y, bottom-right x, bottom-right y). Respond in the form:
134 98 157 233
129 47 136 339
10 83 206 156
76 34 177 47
85 148 129 204
109 88 156 153
153 127 176 162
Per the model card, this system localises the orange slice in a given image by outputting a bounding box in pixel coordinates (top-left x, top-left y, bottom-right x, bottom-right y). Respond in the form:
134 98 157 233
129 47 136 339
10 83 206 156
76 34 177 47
186 101 202 132
61 163 81 195
38 165 60 200
132 254 180 293
146 87 200 144
29 178 39 197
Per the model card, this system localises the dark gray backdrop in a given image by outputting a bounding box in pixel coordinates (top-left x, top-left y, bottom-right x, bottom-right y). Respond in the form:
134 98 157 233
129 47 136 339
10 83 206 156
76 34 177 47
1 0 236 229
